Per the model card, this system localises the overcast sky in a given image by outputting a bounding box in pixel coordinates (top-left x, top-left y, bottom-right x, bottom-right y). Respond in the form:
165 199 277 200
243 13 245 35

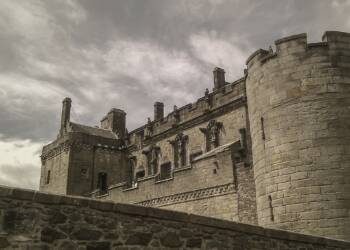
0 0 349 190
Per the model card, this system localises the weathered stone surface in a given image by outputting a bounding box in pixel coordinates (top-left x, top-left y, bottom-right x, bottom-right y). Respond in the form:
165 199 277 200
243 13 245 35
41 227 66 243
86 242 111 250
160 232 183 248
0 237 10 248
125 232 152 246
186 238 202 248
71 228 102 241
49 211 67 224
58 240 78 250
1 185 350 249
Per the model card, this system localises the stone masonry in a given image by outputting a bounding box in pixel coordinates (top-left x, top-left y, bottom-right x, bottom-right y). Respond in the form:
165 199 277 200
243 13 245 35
39 31 350 241
0 186 349 249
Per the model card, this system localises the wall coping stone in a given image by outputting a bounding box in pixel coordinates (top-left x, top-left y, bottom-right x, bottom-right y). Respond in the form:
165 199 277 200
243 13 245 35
274 33 307 45
1 185 349 248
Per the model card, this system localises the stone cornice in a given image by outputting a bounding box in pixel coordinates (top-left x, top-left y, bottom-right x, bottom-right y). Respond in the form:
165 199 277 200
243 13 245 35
136 183 236 207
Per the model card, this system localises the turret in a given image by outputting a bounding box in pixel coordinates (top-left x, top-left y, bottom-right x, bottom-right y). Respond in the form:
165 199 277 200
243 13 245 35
60 97 71 136
245 31 350 241
101 108 126 139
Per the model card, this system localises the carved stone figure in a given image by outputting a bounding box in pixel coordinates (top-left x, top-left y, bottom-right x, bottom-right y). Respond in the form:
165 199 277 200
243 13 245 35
169 133 188 168
200 120 223 151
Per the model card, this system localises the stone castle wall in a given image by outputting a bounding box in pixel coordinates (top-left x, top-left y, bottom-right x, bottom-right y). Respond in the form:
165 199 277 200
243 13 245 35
94 105 257 222
38 30 350 242
246 31 350 240
40 136 70 195
0 186 349 249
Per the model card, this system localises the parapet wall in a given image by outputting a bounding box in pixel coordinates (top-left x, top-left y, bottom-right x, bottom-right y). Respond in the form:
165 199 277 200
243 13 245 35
246 31 350 240
0 186 349 249
127 78 245 147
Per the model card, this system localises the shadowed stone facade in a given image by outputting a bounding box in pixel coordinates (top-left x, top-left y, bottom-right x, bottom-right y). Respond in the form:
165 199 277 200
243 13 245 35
40 31 350 241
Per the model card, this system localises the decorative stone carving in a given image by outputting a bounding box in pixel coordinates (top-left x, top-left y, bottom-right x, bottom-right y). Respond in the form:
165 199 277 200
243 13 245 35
200 120 223 152
142 145 160 176
168 133 188 168
137 183 235 207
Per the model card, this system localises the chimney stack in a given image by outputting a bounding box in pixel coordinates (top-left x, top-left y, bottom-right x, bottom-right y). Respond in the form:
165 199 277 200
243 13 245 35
154 102 164 121
60 97 71 135
213 67 225 90
101 108 126 139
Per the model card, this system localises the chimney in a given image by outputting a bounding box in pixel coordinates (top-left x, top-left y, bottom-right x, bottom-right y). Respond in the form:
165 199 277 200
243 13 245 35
60 97 71 135
154 102 164 121
213 67 225 90
101 108 126 139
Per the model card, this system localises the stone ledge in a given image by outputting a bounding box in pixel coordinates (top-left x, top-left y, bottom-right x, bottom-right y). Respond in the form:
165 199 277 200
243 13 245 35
322 30 350 42
274 33 307 45
0 185 349 248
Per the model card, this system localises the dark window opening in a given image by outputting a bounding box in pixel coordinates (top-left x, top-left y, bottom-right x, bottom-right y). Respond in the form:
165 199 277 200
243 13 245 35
46 170 51 184
158 162 172 181
239 128 247 149
181 142 187 166
125 158 136 188
268 195 274 221
136 170 145 179
261 117 266 140
97 172 108 195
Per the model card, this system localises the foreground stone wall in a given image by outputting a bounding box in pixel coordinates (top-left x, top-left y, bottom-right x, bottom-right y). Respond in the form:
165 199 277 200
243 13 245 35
246 31 350 240
0 186 349 250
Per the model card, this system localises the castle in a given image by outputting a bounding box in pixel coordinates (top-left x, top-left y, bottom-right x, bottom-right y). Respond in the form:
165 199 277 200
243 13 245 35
39 31 350 241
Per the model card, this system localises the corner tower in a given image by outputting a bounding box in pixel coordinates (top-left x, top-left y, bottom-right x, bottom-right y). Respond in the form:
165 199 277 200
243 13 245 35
245 31 350 240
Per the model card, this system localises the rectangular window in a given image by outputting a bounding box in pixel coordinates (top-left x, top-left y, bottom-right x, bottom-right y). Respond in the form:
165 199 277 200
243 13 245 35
261 117 266 140
159 162 172 180
46 170 51 184
97 172 108 194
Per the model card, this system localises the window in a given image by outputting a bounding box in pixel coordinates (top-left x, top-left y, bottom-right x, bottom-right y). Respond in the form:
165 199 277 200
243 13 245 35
261 117 266 140
136 169 145 179
46 170 51 184
97 172 108 194
158 162 172 180
125 157 136 188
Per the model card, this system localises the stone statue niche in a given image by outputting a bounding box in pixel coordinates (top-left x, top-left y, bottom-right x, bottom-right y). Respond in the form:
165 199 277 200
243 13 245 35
200 120 223 152
142 145 160 176
169 133 189 168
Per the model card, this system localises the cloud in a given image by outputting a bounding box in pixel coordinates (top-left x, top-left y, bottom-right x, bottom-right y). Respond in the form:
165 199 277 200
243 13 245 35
0 0 349 190
0 136 43 189
189 31 249 80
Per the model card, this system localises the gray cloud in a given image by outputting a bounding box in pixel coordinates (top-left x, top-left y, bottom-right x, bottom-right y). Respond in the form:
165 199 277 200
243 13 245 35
0 0 349 189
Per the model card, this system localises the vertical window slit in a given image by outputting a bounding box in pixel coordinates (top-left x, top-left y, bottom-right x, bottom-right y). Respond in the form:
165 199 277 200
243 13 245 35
268 195 274 222
46 170 51 184
261 117 266 140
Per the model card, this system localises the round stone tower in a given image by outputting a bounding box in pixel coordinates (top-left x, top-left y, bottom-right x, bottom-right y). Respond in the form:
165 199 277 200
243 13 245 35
245 31 350 241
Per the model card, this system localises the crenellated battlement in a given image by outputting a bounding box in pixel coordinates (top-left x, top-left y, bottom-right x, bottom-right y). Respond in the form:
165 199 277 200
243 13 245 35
245 30 350 240
246 31 350 69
